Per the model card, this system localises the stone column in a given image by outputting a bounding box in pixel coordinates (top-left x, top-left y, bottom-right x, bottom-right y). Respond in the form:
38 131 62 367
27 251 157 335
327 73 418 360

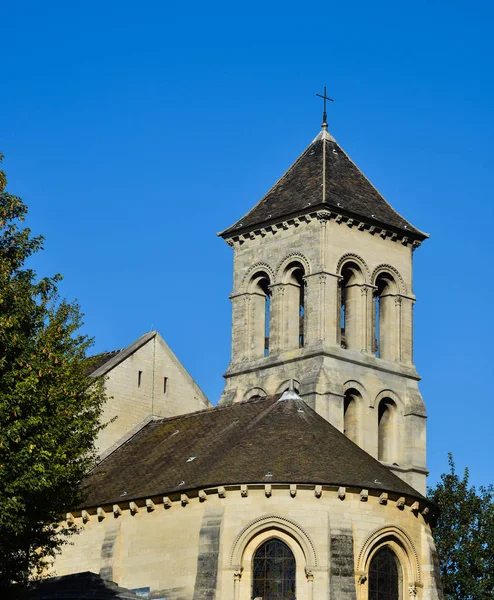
400 295 415 364
233 570 242 600
229 293 249 363
268 284 284 354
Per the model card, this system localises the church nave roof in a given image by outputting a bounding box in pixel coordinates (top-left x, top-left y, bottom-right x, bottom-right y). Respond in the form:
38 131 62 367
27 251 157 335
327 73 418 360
80 394 424 509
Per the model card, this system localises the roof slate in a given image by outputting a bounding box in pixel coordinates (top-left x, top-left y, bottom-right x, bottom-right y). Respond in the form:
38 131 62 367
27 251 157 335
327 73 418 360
220 128 427 239
80 395 423 509
86 331 157 377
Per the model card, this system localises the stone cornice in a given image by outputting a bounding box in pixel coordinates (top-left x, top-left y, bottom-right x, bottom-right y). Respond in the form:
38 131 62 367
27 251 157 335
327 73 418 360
224 343 421 382
67 483 436 524
222 209 425 250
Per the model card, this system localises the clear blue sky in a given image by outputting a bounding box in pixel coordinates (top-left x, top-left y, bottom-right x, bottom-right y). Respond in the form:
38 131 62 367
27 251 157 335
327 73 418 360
2 1 493 489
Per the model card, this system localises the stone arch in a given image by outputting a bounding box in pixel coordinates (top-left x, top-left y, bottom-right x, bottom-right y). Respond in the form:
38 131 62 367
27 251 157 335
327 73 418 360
356 525 421 594
276 379 301 395
371 264 406 295
372 389 403 410
336 253 370 283
241 262 275 293
275 253 312 282
244 386 267 400
337 255 369 351
374 390 402 465
230 514 318 570
343 380 370 406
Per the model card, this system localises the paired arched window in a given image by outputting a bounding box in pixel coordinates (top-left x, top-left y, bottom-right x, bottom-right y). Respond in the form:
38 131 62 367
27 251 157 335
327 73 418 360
252 539 296 599
374 273 399 360
339 261 364 351
368 547 401 600
249 272 272 359
283 262 306 350
378 398 397 463
343 388 360 444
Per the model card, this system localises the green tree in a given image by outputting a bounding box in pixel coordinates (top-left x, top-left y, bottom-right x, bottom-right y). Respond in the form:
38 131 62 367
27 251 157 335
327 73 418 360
0 154 107 590
429 454 494 600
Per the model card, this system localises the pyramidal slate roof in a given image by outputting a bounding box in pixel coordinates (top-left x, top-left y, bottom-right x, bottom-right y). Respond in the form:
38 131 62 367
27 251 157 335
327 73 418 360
220 127 427 240
80 394 425 509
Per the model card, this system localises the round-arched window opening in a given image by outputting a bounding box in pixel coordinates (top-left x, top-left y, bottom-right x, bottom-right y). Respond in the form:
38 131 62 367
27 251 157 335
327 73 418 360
368 546 401 600
252 539 296 599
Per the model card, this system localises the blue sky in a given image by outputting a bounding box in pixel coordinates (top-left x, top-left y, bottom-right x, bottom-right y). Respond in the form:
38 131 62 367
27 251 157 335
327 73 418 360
2 0 493 488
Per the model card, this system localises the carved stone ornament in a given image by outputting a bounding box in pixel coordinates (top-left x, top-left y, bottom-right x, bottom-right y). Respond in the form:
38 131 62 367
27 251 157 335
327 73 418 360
233 570 243 581
317 211 332 224
305 569 314 581
357 572 367 585
409 585 418 596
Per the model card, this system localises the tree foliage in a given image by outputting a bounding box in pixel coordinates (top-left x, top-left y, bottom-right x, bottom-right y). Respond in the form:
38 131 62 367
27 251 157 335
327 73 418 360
0 154 107 589
429 454 494 600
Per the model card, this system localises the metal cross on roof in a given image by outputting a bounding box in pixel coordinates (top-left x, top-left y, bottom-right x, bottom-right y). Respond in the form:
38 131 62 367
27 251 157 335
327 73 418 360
316 86 334 126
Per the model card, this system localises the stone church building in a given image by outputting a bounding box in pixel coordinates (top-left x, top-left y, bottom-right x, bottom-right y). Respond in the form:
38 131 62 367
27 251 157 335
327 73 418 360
51 120 443 599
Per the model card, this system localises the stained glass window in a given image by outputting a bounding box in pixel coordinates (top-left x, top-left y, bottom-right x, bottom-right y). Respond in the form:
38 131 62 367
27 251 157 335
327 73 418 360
368 546 400 600
252 539 296 599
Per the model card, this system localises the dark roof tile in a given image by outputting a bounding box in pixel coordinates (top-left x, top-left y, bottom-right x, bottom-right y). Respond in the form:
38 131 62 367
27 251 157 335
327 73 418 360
220 129 427 240
79 395 423 508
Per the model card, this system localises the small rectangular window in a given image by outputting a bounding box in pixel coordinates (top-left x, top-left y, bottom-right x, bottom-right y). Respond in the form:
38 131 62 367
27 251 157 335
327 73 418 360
163 377 168 394
138 370 143 387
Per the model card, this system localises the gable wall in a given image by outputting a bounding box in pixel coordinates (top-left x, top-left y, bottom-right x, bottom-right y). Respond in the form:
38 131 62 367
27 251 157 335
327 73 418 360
97 336 211 456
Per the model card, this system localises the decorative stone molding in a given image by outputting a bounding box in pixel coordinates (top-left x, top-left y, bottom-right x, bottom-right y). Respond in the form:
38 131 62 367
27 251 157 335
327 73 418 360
290 484 297 497
371 264 407 294
146 499 155 512
241 485 248 497
360 489 369 502
129 502 139 514
338 487 346 500
316 210 332 223
81 510 91 523
241 262 275 292
163 496 173 508
218 486 226 498
396 497 406 510
198 490 207 502
97 507 106 521
314 485 322 498
230 514 318 570
265 484 272 498
379 493 388 505
336 252 371 281
357 524 421 587
113 504 122 517
276 253 312 281
181 494 189 506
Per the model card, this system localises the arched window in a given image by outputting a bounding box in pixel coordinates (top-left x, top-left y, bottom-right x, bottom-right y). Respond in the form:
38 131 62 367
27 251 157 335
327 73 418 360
343 389 359 444
249 273 272 359
368 547 401 600
252 539 296 600
339 262 364 350
374 273 398 360
282 263 306 350
378 398 396 463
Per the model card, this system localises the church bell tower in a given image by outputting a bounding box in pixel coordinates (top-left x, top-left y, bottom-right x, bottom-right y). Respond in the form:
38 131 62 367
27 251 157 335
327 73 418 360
218 116 429 494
